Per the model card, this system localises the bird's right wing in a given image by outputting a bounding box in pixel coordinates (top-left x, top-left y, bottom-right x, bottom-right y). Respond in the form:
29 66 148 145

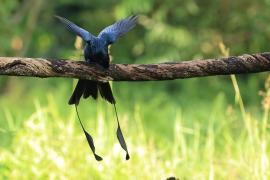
55 15 95 42
98 15 138 44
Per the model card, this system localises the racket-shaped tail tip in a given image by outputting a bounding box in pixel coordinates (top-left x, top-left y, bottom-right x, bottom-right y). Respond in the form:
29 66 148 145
126 153 130 160
94 154 103 161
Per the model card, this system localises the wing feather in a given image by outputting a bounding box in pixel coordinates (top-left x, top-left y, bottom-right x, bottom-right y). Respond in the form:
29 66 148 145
98 15 138 44
55 15 94 42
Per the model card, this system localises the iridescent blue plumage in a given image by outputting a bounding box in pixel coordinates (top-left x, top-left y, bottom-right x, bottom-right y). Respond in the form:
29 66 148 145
56 15 137 67
56 15 137 161
55 15 94 42
56 15 137 102
98 15 138 44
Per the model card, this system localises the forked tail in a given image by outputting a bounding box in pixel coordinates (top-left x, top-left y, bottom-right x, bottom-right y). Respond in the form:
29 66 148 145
70 80 130 160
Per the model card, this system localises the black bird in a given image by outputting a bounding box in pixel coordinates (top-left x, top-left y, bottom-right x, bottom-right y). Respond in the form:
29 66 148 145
56 15 137 161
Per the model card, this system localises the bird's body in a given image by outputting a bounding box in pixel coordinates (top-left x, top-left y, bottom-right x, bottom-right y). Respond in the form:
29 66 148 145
68 36 115 105
56 15 137 161
84 38 109 67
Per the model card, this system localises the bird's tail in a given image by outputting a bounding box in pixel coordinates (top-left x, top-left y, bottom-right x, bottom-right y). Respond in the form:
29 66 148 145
97 82 115 104
69 80 115 105
69 80 129 160
68 80 98 105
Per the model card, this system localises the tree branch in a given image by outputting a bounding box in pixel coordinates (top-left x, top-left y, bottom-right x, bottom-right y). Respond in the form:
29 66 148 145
0 52 270 82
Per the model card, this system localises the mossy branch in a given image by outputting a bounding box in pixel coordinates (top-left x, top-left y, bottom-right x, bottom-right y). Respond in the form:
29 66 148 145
0 52 270 82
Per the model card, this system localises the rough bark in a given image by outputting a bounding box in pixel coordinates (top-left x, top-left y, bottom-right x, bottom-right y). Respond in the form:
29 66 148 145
0 52 270 82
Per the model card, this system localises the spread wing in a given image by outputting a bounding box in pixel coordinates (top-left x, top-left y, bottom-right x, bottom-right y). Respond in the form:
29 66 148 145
55 15 95 42
98 15 138 44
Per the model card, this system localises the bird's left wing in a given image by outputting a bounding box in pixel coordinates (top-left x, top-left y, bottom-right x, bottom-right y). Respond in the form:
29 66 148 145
98 15 138 45
55 15 94 42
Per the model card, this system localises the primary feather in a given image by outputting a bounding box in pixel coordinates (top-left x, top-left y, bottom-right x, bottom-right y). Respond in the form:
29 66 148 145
55 15 95 42
98 15 138 44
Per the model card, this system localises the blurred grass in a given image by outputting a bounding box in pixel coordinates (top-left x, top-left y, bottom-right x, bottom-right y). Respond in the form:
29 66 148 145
0 70 269 179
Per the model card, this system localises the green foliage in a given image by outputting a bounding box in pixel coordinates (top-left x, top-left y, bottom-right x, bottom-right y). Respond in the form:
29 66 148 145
0 0 270 179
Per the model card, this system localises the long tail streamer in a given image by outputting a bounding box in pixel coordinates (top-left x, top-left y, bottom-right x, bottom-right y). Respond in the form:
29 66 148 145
75 105 103 161
113 103 130 160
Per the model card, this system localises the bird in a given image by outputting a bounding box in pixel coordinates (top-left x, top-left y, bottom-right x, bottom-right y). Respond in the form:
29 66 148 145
56 15 137 161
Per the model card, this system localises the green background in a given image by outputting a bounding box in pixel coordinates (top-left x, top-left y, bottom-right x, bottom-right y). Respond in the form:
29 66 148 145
0 0 270 179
